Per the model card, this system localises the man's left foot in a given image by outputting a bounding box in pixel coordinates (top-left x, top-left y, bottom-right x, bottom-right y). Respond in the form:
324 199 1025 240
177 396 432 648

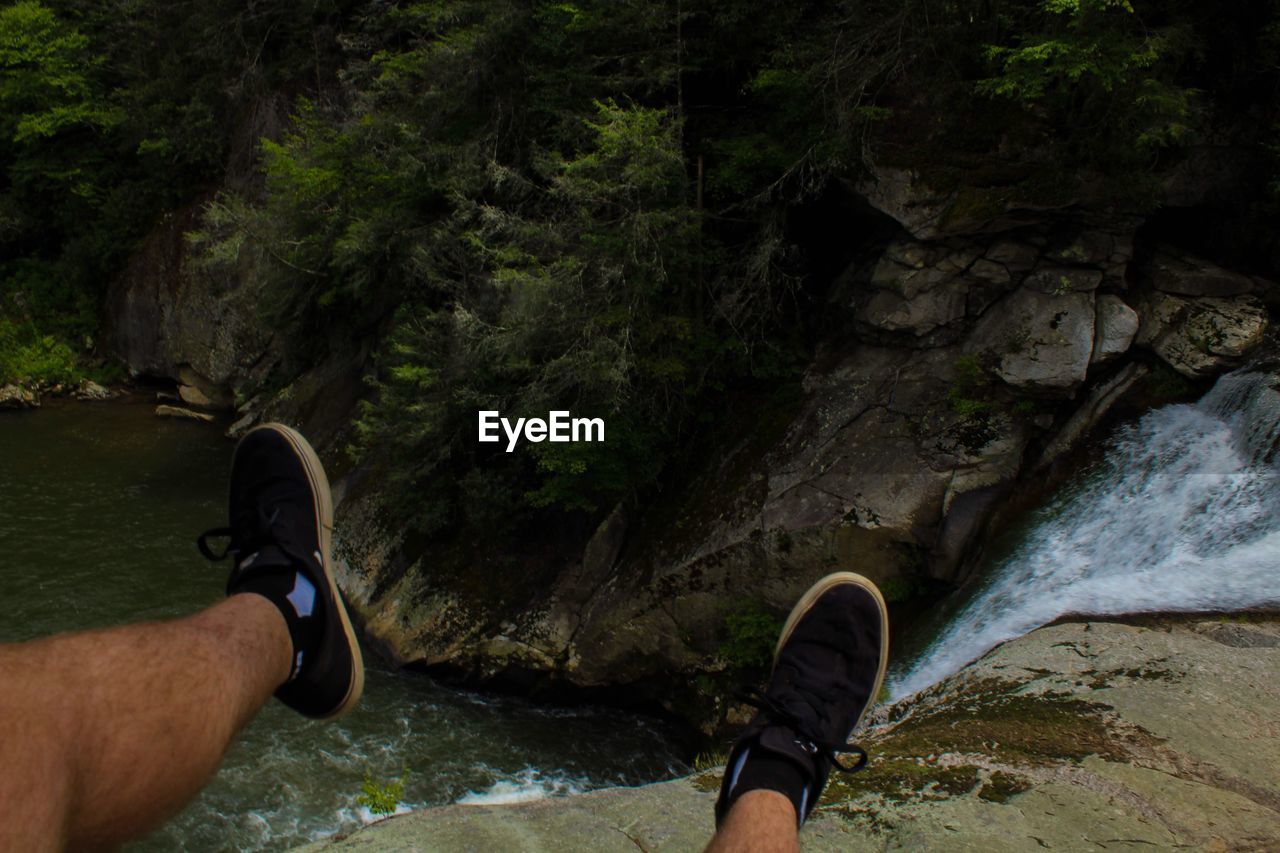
715 572 889 826
198 423 364 720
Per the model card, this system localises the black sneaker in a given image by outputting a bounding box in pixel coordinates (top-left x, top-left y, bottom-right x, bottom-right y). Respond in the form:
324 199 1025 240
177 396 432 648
715 572 889 825
198 423 365 720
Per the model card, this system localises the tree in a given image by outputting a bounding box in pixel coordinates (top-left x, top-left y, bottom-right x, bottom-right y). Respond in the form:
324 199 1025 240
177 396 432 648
0 1 118 144
977 0 1199 161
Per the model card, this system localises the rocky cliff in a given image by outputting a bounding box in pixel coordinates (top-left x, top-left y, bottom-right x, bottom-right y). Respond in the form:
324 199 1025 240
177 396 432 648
325 170 1273 727
101 108 1276 727
301 616 1280 851
98 93 372 450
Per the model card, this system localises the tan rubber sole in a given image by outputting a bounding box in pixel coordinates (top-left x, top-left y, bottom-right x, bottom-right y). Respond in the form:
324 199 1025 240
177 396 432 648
247 423 365 720
773 571 890 734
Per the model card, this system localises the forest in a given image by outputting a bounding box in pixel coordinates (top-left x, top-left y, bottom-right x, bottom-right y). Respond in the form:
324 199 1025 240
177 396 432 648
3 0 1278 540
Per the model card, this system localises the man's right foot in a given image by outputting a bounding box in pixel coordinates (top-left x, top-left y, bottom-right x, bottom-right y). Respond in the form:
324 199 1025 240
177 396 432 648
198 423 364 720
715 572 889 826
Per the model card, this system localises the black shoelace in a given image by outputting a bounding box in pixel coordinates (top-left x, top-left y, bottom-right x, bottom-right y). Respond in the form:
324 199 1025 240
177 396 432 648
197 505 282 564
736 687 869 773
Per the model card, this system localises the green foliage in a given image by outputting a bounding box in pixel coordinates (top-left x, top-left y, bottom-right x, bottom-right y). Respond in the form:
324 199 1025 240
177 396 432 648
718 600 783 673
0 258 94 384
878 575 918 605
350 97 702 522
0 2 120 144
356 769 407 816
705 66 825 200
8 0 1278 559
692 748 729 773
0 316 81 384
1142 362 1195 401
1 0 357 382
948 355 991 417
976 0 1200 164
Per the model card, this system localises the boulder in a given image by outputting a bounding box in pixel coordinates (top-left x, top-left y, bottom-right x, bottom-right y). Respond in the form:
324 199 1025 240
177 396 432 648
1090 294 1139 364
72 380 114 401
1135 292 1268 378
983 240 1039 273
1022 266 1103 294
854 166 955 240
856 242 975 336
155 404 216 423
0 384 37 410
968 287 1095 391
966 257 1010 284
1150 249 1256 298
226 412 256 438
1044 229 1116 266
177 365 234 410
858 287 968 337
178 384 216 409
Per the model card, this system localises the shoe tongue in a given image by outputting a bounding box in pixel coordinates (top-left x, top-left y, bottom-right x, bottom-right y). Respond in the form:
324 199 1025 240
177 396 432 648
755 724 825 774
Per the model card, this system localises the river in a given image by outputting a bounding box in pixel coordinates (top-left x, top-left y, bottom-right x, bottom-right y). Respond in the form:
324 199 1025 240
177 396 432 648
0 401 687 850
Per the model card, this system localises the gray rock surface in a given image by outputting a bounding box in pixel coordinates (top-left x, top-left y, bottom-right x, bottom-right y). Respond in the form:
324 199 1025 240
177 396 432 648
1135 291 1269 378
335 203 1270 718
102 96 293 399
302 618 1280 852
155 404 216 423
336 339 1043 700
967 287 1095 391
1090 294 1139 365
1034 362 1150 470
0 384 38 409
856 241 993 337
105 199 368 449
1150 249 1256 298
855 167 956 241
1022 266 1103 294
72 380 114 401
103 202 276 402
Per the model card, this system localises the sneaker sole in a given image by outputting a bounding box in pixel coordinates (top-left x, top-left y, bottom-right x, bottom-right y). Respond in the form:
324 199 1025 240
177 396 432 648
772 571 890 733
247 423 365 720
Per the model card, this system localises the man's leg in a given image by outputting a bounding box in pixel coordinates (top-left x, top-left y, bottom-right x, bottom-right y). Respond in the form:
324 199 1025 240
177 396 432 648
0 423 363 851
705 790 799 853
0 594 291 851
706 572 889 851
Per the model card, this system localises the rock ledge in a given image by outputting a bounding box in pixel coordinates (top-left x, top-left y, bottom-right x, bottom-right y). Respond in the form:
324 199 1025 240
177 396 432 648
301 617 1280 851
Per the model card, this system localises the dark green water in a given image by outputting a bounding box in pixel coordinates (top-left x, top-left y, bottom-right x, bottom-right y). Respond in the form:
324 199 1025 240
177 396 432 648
0 402 686 849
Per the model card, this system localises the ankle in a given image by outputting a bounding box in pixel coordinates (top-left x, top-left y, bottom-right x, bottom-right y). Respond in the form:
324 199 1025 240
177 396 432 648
716 731 821 828
227 557 323 681
209 594 295 688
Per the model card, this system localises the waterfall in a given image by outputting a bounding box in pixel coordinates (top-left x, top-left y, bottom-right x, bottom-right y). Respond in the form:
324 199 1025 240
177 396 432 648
891 369 1280 700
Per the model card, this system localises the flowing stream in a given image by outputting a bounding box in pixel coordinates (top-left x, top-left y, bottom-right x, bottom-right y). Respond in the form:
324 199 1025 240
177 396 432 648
892 369 1280 699
0 402 686 850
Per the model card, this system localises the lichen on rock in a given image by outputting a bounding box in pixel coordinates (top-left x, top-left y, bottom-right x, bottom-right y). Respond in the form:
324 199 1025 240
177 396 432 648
304 618 1280 852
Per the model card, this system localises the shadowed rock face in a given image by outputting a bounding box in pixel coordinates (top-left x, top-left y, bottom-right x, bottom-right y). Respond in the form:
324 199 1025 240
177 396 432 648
104 201 277 402
107 120 1273 723
328 180 1272 723
301 618 1280 852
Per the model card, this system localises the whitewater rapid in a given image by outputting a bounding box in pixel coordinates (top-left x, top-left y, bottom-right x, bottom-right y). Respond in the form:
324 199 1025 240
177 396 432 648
892 369 1280 699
